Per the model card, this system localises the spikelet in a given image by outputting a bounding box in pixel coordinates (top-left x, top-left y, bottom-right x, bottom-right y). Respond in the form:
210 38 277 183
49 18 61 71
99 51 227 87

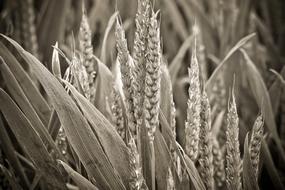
166 167 175 190
132 0 151 133
70 54 90 100
20 0 40 58
144 11 161 142
128 135 148 190
249 114 264 179
79 10 97 103
225 90 242 190
115 18 136 136
212 137 226 188
185 39 201 161
198 90 214 190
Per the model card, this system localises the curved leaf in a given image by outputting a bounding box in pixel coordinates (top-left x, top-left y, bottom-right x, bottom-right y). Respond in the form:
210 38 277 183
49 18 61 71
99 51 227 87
100 11 119 64
0 89 67 190
240 49 285 162
205 33 256 93
1 35 126 190
169 35 193 83
59 160 99 190
0 42 50 124
63 80 132 187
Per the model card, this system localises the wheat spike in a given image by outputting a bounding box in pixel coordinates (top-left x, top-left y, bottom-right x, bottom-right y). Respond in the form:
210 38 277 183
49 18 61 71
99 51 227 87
198 90 214 190
20 0 40 58
225 89 242 190
128 135 148 190
132 0 151 135
144 11 161 142
79 10 97 103
249 114 264 179
185 37 201 161
212 137 226 188
115 18 137 136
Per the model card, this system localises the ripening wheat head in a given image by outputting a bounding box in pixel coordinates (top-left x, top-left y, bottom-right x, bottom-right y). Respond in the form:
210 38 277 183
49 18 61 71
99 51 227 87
115 17 136 135
225 89 242 190
78 10 97 102
132 0 151 129
143 10 161 142
185 39 201 161
20 0 39 59
249 114 264 179
198 90 214 190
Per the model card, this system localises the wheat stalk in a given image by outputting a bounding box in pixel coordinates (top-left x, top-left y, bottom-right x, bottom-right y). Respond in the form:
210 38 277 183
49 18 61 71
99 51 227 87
185 37 201 162
198 90 214 190
249 114 264 179
225 88 242 190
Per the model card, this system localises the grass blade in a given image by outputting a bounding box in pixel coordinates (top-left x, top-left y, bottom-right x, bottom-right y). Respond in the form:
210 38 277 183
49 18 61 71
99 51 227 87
240 49 285 162
1 35 126 190
59 160 99 190
0 42 51 125
0 89 67 189
100 11 119 64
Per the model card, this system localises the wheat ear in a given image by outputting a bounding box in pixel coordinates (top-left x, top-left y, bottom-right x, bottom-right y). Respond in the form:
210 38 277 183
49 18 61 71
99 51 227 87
249 114 264 179
225 87 242 190
198 90 214 190
185 37 201 162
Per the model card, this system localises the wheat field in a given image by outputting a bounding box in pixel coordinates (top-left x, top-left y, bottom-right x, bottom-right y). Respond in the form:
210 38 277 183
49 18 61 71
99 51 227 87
0 0 284 189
